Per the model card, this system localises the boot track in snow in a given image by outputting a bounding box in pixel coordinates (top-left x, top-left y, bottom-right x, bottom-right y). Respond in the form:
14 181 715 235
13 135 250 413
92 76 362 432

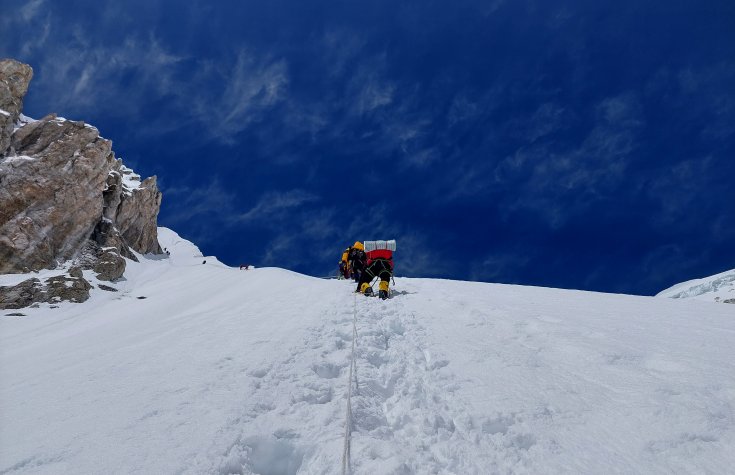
212 284 534 474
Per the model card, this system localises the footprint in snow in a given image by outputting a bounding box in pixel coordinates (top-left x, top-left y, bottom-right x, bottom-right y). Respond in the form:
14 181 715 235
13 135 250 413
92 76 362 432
249 367 269 378
311 362 342 379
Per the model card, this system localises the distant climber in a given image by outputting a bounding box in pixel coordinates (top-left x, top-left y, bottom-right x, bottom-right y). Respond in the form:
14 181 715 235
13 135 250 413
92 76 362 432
240 264 249 270
356 240 396 299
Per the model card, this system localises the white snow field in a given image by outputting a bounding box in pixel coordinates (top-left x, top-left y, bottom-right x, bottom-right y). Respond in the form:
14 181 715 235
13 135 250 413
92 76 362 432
1 228 734 474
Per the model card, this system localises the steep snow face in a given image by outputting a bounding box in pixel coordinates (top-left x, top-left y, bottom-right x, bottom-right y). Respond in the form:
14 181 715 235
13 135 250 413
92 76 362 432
1 229 735 474
657 268 735 303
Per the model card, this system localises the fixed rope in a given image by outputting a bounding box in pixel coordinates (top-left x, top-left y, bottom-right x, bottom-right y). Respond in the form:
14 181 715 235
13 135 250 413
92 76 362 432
341 292 359 474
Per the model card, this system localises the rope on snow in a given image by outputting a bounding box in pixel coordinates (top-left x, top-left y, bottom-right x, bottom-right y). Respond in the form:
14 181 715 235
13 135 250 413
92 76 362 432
342 292 359 474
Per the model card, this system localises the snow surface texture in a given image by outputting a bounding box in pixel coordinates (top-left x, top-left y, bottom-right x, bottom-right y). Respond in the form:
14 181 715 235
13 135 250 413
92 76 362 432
658 268 735 303
1 228 734 474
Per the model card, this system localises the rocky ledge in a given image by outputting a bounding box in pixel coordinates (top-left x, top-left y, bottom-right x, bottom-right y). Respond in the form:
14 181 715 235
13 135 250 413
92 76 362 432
0 58 163 309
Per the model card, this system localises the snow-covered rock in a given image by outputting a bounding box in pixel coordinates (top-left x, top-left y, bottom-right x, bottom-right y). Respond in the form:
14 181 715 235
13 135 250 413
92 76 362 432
1 228 734 473
657 268 735 303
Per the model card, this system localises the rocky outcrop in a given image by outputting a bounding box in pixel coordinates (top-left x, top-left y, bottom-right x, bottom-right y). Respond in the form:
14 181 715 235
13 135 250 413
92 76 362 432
44 267 93 304
0 60 33 155
94 165 163 256
0 278 43 310
1 114 114 273
92 246 127 281
0 58 163 308
117 175 164 255
0 266 92 310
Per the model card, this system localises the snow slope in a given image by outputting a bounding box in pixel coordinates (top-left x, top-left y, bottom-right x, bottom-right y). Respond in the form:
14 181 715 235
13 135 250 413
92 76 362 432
657 268 735 303
1 228 734 474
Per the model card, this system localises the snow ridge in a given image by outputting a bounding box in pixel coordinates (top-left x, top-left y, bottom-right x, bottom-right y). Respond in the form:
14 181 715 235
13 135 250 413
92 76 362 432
657 268 735 303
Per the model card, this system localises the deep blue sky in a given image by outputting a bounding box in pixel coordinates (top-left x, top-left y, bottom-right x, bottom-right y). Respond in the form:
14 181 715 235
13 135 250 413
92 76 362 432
3 0 734 295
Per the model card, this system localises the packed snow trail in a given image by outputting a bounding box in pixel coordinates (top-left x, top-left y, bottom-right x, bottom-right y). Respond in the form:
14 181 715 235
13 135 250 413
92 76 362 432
2 228 735 474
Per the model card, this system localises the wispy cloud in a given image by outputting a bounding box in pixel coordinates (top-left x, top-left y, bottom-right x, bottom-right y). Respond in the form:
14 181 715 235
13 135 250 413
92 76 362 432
159 178 239 245
261 207 341 268
635 243 705 294
491 93 644 228
160 180 330 265
201 51 289 142
162 179 236 222
340 203 453 278
646 155 717 226
1 0 50 58
18 30 186 115
470 250 533 283
236 190 318 223
20 0 45 22
355 78 394 115
509 102 573 142
4 9 289 146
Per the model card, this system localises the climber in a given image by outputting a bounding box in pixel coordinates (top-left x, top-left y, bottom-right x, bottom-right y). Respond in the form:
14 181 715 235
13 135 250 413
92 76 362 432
340 247 351 279
348 241 366 283
338 260 346 279
356 240 396 299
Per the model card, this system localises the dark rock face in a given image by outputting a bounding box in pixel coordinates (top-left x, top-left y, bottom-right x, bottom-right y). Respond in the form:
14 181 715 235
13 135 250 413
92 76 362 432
0 59 163 290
